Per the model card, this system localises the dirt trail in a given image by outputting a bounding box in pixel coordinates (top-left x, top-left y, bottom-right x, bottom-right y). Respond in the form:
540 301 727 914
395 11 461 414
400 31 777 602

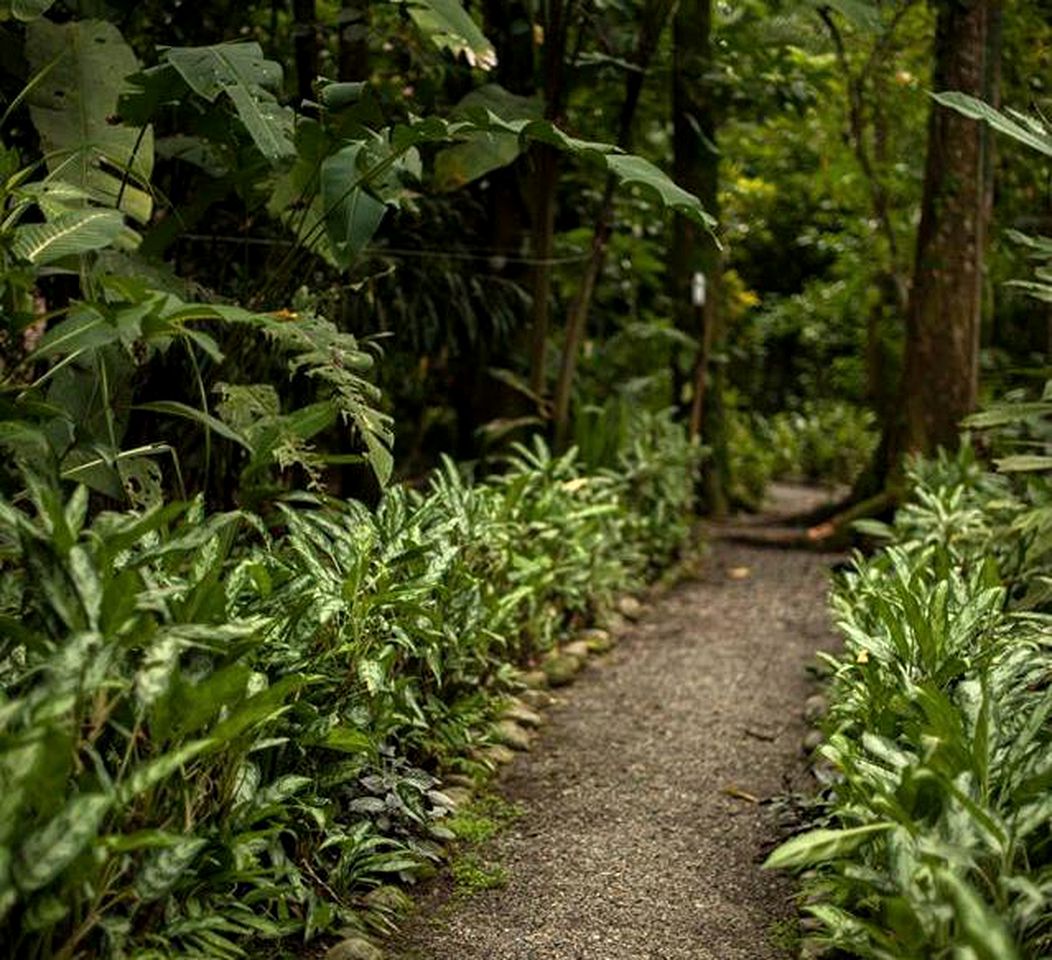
389 486 843 960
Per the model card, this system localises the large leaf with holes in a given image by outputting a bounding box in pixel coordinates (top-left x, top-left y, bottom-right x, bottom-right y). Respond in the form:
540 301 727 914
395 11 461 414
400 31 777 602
11 209 125 265
26 19 153 224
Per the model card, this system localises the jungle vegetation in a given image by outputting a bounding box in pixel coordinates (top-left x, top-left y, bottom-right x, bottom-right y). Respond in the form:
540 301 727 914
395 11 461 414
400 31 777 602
1 0 1051 957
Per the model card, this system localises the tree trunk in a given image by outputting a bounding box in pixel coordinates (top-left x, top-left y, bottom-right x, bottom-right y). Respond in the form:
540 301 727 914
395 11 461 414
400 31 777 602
551 0 674 449
338 1 369 81
292 0 317 107
526 0 572 397
671 0 726 514
890 0 998 462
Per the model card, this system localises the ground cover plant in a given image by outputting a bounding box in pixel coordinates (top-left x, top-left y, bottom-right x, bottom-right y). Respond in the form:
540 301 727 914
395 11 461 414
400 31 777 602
766 439 1052 958
0 414 699 959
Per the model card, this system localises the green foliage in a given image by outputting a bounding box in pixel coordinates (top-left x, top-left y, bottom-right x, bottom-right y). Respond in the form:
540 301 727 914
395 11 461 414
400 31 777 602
26 18 154 224
727 399 877 505
0 414 698 957
766 446 1052 958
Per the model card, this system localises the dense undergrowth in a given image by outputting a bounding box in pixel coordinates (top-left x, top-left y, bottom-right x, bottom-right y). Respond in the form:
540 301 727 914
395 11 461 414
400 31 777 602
0 414 699 960
768 440 1052 958
728 400 878 507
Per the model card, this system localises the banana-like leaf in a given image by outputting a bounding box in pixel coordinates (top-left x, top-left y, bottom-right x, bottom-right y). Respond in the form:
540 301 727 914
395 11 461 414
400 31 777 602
401 0 497 69
11 208 125 265
26 19 154 223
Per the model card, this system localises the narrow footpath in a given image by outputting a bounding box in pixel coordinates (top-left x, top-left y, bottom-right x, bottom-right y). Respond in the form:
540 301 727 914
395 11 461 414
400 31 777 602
389 490 843 960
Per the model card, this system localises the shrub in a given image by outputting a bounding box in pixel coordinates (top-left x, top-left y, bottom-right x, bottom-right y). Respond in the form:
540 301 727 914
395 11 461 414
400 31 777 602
767 449 1052 959
0 420 699 958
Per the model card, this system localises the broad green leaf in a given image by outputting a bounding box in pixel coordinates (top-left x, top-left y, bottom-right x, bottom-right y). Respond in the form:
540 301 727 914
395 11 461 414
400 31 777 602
164 44 295 162
605 154 717 230
434 130 522 191
402 0 497 69
11 209 125 265
13 793 113 893
26 19 154 223
320 144 387 267
763 822 894 870
933 92 1052 158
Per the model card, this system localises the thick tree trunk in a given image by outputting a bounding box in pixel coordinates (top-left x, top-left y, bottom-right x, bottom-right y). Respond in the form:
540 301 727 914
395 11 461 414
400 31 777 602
671 0 726 514
890 0 997 461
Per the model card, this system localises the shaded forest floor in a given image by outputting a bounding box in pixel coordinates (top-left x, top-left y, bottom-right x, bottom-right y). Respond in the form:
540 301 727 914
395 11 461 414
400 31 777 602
385 486 844 960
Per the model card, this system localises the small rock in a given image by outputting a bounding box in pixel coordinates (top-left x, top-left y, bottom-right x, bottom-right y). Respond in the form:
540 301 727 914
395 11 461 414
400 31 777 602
502 701 543 728
801 729 824 753
578 627 613 653
325 936 384 960
542 653 583 687
492 719 532 751
803 694 828 723
618 595 644 620
519 688 555 709
362 885 412 915
521 669 549 690
604 612 629 635
442 786 474 808
562 639 591 659
481 744 517 766
442 772 475 789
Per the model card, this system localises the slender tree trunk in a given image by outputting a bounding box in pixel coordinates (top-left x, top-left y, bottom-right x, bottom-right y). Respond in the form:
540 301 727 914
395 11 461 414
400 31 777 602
671 0 725 514
292 0 317 107
338 1 369 81
890 0 997 461
527 0 573 397
528 145 559 396
551 0 674 448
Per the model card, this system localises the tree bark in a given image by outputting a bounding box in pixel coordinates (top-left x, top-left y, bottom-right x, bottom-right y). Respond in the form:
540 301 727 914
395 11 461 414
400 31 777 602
890 0 997 461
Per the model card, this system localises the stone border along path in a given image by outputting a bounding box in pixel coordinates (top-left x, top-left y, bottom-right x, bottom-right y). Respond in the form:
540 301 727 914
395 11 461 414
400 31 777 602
383 485 845 960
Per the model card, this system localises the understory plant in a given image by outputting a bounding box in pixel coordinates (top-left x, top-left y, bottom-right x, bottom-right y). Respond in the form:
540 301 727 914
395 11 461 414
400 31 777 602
766 441 1052 958
0 414 699 959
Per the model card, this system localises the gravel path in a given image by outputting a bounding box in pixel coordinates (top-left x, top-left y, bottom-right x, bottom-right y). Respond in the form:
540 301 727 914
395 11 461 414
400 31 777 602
389 503 842 960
